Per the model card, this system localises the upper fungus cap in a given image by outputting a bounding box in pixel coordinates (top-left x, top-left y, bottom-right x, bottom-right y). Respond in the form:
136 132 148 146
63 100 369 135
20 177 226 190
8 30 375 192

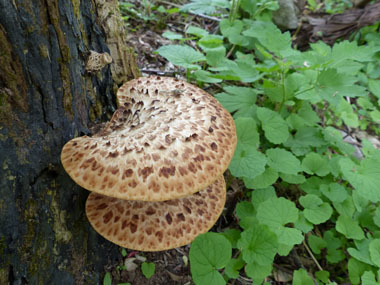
61 76 237 201
85 176 226 251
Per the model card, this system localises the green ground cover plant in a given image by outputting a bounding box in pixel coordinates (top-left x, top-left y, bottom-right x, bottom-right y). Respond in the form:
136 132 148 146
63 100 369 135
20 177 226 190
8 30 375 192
154 0 380 284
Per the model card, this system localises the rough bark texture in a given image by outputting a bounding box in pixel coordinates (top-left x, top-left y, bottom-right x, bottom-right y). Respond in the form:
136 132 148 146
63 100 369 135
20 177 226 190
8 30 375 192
0 0 137 283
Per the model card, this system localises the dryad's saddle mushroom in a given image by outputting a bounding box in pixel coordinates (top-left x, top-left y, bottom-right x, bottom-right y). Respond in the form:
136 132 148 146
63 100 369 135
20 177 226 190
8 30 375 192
61 76 237 251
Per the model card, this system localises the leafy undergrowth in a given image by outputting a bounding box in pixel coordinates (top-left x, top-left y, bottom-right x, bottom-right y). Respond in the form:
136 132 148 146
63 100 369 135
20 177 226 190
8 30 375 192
114 0 380 284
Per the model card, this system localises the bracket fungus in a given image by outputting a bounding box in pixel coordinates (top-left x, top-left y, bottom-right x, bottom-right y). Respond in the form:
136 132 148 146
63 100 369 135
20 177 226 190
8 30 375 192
61 76 237 251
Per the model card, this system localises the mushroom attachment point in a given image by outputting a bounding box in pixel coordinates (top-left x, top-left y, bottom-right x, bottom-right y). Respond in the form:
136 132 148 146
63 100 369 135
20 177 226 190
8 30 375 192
61 76 237 202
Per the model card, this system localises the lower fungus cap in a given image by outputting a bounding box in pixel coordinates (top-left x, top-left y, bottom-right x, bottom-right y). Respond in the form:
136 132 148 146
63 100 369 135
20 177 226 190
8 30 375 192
85 176 226 251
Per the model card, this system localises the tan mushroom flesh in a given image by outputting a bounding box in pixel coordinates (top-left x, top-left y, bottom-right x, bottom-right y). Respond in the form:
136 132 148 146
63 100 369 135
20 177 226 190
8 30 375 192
61 76 236 201
86 176 226 251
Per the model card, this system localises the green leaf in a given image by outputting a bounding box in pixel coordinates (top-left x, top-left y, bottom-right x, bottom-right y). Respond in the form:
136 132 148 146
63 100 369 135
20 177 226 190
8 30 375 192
214 87 257 118
373 206 380 228
257 197 303 255
280 173 306 184
222 229 241 249
235 201 255 221
235 117 260 149
320 183 348 203
243 167 278 189
180 0 230 14
323 127 355 155
301 153 330 176
300 194 333 225
257 197 299 227
141 262 155 279
340 157 380 202
257 107 289 144
361 271 379 285
231 60 261 83
190 232 232 285
294 212 313 234
245 262 272 283
347 238 372 265
237 225 278 265
336 215 364 240
219 19 248 46
250 187 277 210
308 235 327 254
103 272 112 285
186 25 209 37
348 258 372 285
193 70 222 83
243 21 295 58
292 269 314 285
162 30 183 40
224 257 245 279
324 230 345 264
334 196 355 217
266 148 301 175
316 68 367 104
156 45 205 69
229 146 267 179
315 271 330 283
369 239 380 267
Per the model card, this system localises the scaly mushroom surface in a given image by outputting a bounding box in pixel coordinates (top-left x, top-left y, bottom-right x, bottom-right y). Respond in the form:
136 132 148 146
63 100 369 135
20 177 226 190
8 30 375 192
86 176 226 251
61 76 236 201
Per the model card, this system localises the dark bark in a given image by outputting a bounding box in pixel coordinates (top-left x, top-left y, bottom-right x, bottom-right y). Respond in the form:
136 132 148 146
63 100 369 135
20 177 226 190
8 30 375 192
0 0 136 283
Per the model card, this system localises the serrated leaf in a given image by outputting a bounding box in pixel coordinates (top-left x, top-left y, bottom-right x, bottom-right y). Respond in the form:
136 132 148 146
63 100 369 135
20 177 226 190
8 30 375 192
334 196 355 217
243 21 295 58
301 153 330 176
315 271 330 283
243 167 278 189
300 194 333 225
190 232 232 285
316 68 367 105
156 45 205 69
336 215 364 240
235 201 255 220
324 230 345 263
266 148 301 175
257 107 289 144
231 60 261 82
193 70 222 83
214 87 257 118
340 157 380 202
237 225 278 265
323 127 355 155
219 19 248 46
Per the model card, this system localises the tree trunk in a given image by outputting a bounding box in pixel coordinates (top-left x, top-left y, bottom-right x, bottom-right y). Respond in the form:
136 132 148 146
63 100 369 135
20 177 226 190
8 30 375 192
0 0 138 283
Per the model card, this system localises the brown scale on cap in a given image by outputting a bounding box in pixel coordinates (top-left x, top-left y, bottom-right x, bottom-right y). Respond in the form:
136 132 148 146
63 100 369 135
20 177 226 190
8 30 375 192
61 76 237 201
86 176 226 251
